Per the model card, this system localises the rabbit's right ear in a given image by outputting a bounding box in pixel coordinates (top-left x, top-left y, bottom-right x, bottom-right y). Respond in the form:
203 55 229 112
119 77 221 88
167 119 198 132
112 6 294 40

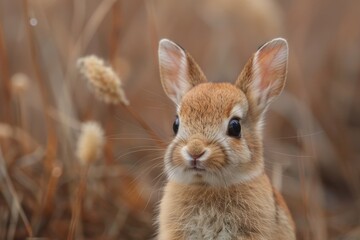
158 39 207 105
235 38 288 119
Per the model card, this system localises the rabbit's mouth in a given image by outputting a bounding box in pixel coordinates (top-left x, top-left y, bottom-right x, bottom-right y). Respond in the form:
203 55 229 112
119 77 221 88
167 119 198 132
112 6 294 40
186 166 206 172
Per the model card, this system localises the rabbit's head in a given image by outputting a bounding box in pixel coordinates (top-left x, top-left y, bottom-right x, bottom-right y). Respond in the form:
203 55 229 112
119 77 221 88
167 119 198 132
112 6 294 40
158 38 288 186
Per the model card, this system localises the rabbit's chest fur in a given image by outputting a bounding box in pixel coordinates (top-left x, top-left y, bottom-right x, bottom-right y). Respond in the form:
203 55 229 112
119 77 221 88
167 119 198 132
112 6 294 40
159 175 278 240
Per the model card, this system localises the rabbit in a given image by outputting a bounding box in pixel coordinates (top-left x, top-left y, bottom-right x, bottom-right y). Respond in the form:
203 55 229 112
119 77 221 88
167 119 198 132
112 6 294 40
157 38 295 240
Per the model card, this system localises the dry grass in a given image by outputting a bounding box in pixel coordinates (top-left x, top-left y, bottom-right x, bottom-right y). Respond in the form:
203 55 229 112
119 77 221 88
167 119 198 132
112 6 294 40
0 0 359 239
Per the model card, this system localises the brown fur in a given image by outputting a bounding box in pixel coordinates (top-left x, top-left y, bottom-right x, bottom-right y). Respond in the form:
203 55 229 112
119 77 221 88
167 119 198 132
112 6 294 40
159 174 295 239
158 38 295 239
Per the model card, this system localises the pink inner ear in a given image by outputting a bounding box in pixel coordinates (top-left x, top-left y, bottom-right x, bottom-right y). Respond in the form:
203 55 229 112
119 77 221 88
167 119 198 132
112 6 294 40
159 39 192 104
159 39 208 103
163 47 183 82
257 46 284 92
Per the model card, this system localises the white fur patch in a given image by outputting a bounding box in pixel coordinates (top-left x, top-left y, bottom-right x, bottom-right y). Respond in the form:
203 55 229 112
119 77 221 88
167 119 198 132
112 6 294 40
180 146 211 164
229 104 245 119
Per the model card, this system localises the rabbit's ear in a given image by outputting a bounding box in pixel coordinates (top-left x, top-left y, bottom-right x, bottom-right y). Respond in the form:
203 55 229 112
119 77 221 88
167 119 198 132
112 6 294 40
159 39 206 104
235 38 288 117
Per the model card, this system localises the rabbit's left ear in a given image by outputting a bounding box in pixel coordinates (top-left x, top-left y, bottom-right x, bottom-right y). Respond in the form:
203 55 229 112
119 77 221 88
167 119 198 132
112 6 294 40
235 38 288 117
158 39 207 105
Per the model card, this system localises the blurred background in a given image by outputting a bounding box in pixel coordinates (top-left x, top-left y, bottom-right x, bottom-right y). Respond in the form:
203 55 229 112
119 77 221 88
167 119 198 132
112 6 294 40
0 0 360 239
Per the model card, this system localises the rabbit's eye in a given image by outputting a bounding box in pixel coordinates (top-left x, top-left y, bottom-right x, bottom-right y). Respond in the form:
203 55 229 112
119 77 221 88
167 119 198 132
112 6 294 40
173 116 179 134
227 118 241 138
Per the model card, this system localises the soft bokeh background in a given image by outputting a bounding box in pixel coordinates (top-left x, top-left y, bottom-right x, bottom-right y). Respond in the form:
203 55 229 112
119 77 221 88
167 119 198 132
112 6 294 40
0 0 359 239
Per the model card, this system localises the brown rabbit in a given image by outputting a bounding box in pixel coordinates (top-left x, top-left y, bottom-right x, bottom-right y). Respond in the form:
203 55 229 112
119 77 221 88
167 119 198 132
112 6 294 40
157 38 295 240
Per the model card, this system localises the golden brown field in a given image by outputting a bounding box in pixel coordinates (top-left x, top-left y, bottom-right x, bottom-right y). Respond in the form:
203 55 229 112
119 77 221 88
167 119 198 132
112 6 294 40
0 0 359 239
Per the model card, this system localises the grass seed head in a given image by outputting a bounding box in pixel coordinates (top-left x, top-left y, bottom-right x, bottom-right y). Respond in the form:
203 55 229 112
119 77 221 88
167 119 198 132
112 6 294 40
77 55 130 105
11 73 30 95
76 121 105 165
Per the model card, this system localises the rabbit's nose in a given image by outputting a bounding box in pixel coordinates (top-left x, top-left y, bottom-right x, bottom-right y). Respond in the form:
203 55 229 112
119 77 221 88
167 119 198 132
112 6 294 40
188 151 205 161
184 138 207 168
188 151 205 168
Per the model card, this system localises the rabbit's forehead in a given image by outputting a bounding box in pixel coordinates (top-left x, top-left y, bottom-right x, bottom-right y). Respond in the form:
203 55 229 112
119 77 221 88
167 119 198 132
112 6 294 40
179 83 248 124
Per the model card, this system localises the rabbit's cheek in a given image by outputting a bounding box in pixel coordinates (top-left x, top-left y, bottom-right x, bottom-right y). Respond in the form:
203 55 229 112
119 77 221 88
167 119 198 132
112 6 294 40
204 146 228 170
227 139 252 164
